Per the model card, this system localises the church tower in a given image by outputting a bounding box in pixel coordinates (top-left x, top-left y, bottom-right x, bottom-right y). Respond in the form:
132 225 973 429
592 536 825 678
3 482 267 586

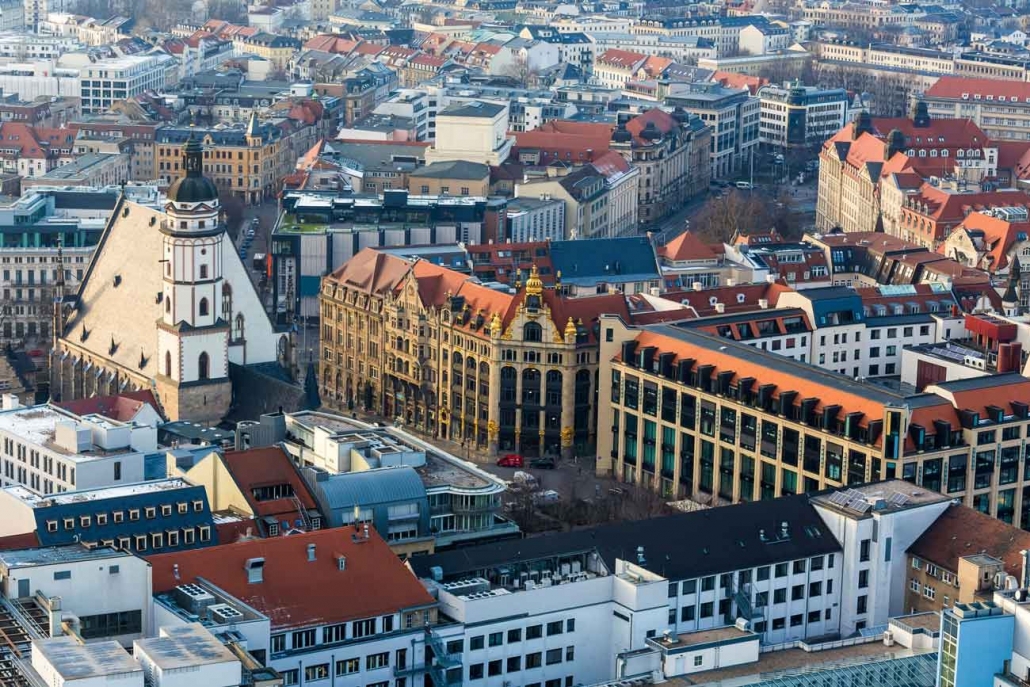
1003 257 1023 318
155 128 232 424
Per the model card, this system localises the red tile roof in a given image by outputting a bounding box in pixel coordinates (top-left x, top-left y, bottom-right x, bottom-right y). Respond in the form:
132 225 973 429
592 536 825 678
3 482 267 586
221 447 319 519
925 76 1030 102
0 532 39 551
950 211 1030 272
597 49 646 68
712 70 768 95
147 527 435 630
55 390 162 422
659 231 718 261
908 503 1030 578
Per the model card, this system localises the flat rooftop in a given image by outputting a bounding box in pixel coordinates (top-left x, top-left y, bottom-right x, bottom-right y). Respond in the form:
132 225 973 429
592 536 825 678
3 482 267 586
659 625 755 649
3 478 196 507
289 411 501 491
668 643 933 686
811 481 950 518
891 612 941 633
135 623 237 670
33 637 141 679
0 544 125 569
0 405 136 461
39 153 120 180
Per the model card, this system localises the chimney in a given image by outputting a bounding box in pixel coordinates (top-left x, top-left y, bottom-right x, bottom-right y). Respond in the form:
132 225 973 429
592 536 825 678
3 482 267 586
363 523 370 540
692 282 703 291
780 521 790 539
636 546 646 566
173 564 180 580
726 278 736 287
245 558 265 584
715 303 725 313
758 298 769 309
47 597 62 638
307 543 316 562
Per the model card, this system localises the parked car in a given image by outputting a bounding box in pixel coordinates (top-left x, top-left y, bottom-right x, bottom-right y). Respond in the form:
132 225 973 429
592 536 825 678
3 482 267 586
513 471 538 489
496 454 524 468
530 457 555 469
246 228 256 238
735 181 754 190
533 489 560 503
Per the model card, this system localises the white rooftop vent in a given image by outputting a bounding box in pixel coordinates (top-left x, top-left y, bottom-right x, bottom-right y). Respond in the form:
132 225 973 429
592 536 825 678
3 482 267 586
245 557 265 584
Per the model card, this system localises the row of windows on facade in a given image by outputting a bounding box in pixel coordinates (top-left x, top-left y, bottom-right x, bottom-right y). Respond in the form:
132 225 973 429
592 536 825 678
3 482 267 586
44 500 206 531
3 441 77 479
279 647 405 685
468 646 575 680
48 526 211 552
271 612 429 654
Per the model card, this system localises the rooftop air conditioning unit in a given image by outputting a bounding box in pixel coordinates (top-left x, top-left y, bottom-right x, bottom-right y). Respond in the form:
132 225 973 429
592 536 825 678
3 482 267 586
209 603 245 625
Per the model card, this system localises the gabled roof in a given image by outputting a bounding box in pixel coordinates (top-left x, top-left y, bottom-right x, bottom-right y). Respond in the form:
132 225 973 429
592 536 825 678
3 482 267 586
597 48 646 69
325 247 413 296
926 76 1030 102
951 210 1030 271
908 503 1030 576
550 236 660 285
55 390 162 423
147 527 435 630
659 231 718 262
220 447 319 519
410 492 841 582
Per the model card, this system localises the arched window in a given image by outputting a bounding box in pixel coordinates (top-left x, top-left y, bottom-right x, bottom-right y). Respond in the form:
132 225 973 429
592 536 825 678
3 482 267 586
164 351 172 377
523 322 542 342
198 352 209 380
222 283 232 324
199 298 209 317
199 264 208 279
165 296 171 313
234 313 244 341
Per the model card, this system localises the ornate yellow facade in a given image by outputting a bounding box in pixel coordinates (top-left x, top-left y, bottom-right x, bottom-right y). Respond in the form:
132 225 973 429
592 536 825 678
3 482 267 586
320 251 630 457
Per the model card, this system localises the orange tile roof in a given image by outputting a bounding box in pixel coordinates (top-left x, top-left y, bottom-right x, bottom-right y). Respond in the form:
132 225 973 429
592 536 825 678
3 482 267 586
951 211 1029 272
659 231 718 261
147 527 435 630
597 48 646 68
713 70 768 95
624 328 887 433
221 447 319 519
639 55 673 78
925 76 1030 102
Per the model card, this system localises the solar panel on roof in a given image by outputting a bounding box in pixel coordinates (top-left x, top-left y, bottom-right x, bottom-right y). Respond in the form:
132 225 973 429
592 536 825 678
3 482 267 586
887 492 910 507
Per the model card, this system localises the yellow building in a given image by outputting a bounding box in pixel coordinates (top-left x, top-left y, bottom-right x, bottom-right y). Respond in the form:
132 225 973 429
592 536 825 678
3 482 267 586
153 116 291 203
407 160 490 196
598 315 1030 531
320 249 632 457
237 32 301 71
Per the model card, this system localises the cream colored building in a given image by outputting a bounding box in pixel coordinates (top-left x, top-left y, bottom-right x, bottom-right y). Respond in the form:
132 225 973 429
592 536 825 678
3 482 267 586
597 314 1030 529
425 101 513 166
321 250 629 458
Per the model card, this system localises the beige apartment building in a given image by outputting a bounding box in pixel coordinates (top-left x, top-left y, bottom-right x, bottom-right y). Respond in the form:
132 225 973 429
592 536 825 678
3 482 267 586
596 315 1030 533
320 250 629 458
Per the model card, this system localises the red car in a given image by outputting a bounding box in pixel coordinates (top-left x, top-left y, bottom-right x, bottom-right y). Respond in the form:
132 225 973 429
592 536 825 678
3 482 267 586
496 454 524 468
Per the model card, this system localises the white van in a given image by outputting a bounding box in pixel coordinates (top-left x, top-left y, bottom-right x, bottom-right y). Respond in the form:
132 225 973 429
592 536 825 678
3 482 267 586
735 181 754 190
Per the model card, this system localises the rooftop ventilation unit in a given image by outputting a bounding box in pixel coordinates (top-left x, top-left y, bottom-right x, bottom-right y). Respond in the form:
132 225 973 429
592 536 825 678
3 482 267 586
208 603 245 625
174 584 215 615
